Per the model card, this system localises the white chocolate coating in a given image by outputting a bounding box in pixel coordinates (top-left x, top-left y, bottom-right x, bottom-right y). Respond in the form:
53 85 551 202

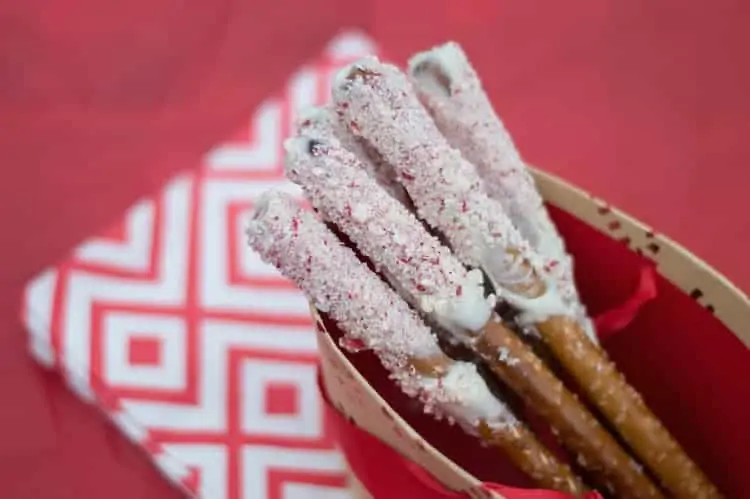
420 362 515 431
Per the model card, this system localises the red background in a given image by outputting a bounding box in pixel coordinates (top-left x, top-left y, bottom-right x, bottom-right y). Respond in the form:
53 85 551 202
0 0 748 497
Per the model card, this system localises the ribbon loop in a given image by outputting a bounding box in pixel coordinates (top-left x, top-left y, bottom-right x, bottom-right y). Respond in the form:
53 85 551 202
594 264 658 340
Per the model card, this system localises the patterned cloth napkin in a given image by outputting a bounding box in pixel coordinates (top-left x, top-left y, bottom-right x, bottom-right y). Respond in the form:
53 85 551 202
22 30 378 499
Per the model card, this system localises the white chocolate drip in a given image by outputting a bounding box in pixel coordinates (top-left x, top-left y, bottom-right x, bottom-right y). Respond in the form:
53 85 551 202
418 362 517 431
419 268 495 334
498 276 571 326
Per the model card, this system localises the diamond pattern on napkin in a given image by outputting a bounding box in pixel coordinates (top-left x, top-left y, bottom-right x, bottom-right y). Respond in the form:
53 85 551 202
22 30 379 499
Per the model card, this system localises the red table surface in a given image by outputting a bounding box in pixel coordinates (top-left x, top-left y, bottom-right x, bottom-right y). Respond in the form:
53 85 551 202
0 1 748 497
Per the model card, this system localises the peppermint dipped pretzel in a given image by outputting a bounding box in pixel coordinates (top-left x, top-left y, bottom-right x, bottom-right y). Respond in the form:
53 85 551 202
408 42 564 267
333 57 721 499
283 131 661 498
246 191 586 496
408 42 594 340
332 58 586 337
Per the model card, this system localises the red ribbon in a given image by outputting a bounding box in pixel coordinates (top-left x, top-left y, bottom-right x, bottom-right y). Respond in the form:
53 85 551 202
594 264 658 340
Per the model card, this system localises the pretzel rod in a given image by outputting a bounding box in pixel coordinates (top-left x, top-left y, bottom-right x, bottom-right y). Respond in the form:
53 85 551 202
408 43 596 340
334 57 721 499
246 191 586 496
475 321 664 499
535 315 723 499
283 136 665 498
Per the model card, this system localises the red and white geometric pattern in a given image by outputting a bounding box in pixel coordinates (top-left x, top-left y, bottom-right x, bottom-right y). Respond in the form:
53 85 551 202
22 30 379 499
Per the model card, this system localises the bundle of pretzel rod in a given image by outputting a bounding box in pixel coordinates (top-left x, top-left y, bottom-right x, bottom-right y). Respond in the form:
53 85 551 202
247 42 722 499
248 191 588 495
